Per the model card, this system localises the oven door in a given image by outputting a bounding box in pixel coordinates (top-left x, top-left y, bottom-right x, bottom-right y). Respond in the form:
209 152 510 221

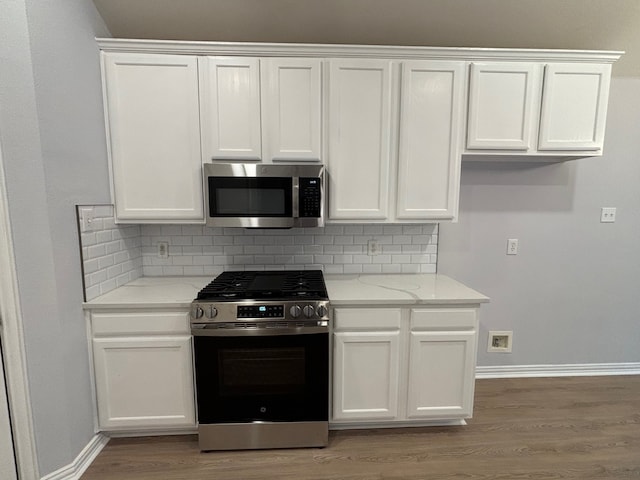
193 329 328 425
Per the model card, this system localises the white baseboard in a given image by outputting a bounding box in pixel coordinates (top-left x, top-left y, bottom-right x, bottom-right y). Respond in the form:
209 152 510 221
40 433 109 480
476 362 640 379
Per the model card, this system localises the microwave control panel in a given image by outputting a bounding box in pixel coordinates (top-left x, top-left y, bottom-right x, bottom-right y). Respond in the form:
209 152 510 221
299 177 322 218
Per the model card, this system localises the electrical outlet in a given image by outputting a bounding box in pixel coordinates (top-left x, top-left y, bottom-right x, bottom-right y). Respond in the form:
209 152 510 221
157 241 169 258
79 207 94 233
488 331 513 353
507 238 518 255
600 207 616 223
367 239 381 256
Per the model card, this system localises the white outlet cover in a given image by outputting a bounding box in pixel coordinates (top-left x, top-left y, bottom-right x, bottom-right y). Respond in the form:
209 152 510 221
600 207 616 223
79 207 94 233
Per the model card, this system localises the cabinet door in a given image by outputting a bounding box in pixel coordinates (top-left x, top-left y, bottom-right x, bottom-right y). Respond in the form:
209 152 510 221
102 53 203 222
200 57 262 160
93 336 195 430
538 63 611 151
397 61 465 220
262 58 322 161
406 330 476 419
467 62 540 150
333 331 400 421
328 59 393 220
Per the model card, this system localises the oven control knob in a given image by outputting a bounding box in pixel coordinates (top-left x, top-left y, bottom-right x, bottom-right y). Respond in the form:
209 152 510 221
191 306 204 319
205 306 218 319
316 305 328 318
289 305 302 318
303 305 315 318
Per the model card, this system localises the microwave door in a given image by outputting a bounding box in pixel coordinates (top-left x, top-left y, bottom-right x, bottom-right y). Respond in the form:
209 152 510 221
207 176 294 228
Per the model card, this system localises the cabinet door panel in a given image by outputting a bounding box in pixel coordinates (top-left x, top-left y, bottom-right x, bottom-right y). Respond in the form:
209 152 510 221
201 57 262 160
467 62 540 150
538 63 611 151
328 60 392 220
397 61 464 220
93 336 195 430
263 58 322 161
407 331 476 419
103 53 203 222
333 331 400 420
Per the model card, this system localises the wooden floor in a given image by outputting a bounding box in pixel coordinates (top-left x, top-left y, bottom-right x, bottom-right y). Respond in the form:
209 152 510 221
81 376 640 479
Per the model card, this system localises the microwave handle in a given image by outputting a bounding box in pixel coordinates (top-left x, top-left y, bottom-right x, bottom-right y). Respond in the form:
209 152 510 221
292 177 299 218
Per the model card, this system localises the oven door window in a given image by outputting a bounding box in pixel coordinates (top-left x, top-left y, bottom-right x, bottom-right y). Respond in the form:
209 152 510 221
194 333 328 424
208 177 292 217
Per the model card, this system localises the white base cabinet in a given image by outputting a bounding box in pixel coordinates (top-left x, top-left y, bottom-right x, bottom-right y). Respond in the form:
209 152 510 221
332 306 478 426
89 310 196 431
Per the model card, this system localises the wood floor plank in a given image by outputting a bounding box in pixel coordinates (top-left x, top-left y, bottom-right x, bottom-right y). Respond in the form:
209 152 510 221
81 376 640 479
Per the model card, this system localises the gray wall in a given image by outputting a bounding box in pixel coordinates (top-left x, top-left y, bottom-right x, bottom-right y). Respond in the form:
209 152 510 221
439 77 640 367
0 0 110 475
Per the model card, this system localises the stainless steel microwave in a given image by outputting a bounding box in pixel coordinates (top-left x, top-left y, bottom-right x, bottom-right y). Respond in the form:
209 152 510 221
204 163 324 228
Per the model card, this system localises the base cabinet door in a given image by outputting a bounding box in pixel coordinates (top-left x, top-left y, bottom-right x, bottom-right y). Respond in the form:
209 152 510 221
406 330 476 419
92 335 195 430
332 331 400 421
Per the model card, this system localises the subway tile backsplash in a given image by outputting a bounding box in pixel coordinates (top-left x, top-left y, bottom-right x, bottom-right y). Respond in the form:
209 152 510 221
78 205 143 301
78 205 439 299
139 223 438 277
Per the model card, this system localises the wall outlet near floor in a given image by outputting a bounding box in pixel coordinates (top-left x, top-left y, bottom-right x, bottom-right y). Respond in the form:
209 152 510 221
367 239 381 256
79 207 95 233
488 331 513 353
600 207 616 223
157 241 169 258
506 238 518 255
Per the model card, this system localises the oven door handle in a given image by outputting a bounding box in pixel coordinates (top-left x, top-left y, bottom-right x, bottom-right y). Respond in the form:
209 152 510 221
191 326 328 337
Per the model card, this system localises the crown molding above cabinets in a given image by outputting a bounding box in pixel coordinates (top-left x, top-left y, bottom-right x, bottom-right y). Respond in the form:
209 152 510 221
97 40 622 224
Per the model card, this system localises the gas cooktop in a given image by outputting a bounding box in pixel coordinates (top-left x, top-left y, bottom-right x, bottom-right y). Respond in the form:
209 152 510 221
196 270 328 301
191 270 330 323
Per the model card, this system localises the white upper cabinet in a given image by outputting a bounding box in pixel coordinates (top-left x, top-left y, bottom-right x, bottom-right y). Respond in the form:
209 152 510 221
328 59 393 220
200 57 322 162
467 62 541 150
200 57 262 160
102 52 203 223
538 63 612 151
262 58 322 161
328 59 465 222
396 61 465 221
466 61 613 156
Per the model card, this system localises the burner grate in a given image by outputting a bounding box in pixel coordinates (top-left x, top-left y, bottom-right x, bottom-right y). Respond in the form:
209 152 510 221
196 270 328 301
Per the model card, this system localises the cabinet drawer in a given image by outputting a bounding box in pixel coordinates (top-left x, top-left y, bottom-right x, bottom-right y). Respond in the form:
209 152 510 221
410 308 477 330
334 308 402 330
92 311 190 336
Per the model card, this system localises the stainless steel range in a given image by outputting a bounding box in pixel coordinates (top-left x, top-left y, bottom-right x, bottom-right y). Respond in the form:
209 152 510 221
190 270 330 451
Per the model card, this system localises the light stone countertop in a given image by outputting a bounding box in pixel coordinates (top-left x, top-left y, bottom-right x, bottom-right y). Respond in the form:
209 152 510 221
83 276 210 309
83 274 488 309
324 274 489 306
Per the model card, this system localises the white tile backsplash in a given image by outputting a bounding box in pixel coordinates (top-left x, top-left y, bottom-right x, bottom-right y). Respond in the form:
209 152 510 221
139 223 438 276
77 207 439 299
78 205 142 301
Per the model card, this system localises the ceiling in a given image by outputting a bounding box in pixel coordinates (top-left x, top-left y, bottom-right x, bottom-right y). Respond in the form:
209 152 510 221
92 0 640 76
